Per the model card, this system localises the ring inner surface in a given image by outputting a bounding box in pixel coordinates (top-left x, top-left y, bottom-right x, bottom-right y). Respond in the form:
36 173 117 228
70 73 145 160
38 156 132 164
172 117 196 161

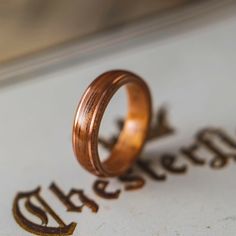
102 81 150 175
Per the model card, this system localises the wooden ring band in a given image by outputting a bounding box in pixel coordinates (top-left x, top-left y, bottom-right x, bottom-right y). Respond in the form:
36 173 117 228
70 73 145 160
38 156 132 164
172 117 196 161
72 70 152 177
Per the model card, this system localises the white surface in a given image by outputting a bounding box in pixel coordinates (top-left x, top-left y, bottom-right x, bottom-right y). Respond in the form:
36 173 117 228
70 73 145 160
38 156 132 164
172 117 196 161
1 9 236 236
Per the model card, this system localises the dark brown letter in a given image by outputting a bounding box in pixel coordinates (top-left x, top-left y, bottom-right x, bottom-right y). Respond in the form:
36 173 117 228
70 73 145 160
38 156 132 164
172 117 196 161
93 180 121 199
49 182 98 213
13 187 76 235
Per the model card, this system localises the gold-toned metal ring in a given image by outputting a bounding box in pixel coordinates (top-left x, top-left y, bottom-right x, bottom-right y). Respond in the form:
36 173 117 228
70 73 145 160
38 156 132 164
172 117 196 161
72 70 152 177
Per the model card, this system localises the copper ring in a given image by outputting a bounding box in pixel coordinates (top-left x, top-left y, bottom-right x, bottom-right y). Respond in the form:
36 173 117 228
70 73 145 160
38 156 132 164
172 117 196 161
72 70 152 177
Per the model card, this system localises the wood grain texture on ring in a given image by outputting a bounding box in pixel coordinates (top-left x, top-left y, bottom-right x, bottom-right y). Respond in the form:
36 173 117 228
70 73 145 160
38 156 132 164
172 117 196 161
72 70 152 177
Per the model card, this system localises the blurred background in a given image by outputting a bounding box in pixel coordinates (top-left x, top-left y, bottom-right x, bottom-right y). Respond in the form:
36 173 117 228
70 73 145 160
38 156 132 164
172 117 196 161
0 0 235 86
0 0 191 62
0 0 189 63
